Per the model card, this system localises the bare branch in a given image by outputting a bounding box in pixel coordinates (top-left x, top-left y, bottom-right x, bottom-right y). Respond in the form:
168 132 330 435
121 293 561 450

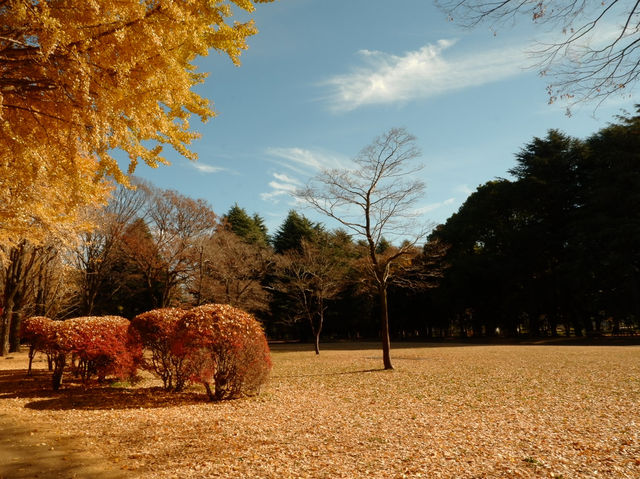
438 0 640 109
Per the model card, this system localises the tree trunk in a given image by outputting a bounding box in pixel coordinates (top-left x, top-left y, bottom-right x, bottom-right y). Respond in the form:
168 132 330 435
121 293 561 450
28 345 35 375
311 309 323 355
52 353 66 391
378 285 393 370
9 310 22 352
0 302 14 356
0 314 10 356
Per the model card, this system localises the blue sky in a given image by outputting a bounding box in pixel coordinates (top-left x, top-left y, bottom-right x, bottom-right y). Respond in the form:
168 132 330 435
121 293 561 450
133 0 634 236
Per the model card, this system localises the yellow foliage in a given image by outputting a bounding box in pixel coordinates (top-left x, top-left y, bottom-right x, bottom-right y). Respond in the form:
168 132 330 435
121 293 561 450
0 0 271 244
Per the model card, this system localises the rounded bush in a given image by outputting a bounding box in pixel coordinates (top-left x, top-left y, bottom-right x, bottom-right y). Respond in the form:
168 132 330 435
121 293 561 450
130 308 191 390
176 304 272 400
53 316 142 385
21 316 56 374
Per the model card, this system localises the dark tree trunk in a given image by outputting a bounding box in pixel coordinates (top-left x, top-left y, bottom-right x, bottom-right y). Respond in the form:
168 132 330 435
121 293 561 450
314 331 320 355
0 302 14 356
379 285 393 370
27 345 35 375
52 353 66 391
0 314 10 356
9 310 22 352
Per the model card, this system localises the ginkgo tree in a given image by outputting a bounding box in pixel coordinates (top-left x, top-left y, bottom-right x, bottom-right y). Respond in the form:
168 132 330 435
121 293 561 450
0 0 271 244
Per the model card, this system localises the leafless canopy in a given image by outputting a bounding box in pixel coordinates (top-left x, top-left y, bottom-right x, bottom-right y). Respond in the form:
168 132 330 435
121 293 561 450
298 127 428 273
438 0 640 108
298 127 429 369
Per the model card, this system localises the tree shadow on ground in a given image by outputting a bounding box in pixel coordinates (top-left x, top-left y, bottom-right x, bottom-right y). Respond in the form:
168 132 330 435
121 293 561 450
0 416 132 479
0 370 207 411
274 367 386 379
270 336 640 353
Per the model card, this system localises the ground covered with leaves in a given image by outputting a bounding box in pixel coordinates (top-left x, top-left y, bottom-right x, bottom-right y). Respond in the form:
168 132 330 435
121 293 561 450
1 343 639 478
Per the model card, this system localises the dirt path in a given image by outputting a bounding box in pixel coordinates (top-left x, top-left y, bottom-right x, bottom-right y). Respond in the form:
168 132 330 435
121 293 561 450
0 413 130 479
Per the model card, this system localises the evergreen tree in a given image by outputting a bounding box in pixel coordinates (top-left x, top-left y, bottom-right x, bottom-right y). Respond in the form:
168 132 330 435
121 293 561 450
272 210 320 254
223 204 269 246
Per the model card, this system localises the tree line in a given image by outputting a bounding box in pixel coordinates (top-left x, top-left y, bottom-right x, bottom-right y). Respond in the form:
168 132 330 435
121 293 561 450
2 111 639 358
426 109 640 337
0 176 440 357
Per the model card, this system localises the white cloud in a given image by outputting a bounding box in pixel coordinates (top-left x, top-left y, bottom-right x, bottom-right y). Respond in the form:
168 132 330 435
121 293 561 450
324 39 527 111
191 163 226 174
260 174 302 203
454 184 474 196
266 147 350 173
273 173 302 185
261 147 351 204
414 197 456 215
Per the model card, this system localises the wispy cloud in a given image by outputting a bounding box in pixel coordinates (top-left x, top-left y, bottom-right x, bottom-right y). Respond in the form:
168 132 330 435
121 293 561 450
261 147 351 203
260 173 301 203
414 197 456 216
273 173 302 185
324 39 527 111
266 147 350 173
191 162 226 174
454 184 474 196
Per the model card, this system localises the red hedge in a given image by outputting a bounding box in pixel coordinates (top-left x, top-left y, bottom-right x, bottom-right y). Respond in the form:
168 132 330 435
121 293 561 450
21 316 56 374
22 315 142 389
130 308 191 391
175 304 272 400
23 305 271 400
53 316 141 383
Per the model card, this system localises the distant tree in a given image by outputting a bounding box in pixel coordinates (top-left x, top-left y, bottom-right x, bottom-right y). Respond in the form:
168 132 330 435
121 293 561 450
223 204 269 246
74 180 149 315
1 241 42 355
191 229 273 313
272 210 320 254
431 113 640 337
299 128 428 369
31 248 78 321
276 235 349 354
579 110 640 331
127 187 217 307
437 0 640 108
104 218 164 318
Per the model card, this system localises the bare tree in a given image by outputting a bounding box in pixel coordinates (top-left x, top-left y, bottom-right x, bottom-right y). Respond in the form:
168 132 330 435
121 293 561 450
437 0 640 109
32 248 79 320
276 238 348 355
191 229 273 313
1 241 41 354
74 180 149 315
127 187 217 307
298 128 428 369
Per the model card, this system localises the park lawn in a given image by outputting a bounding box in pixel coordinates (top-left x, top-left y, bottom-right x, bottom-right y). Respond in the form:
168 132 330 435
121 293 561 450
1 343 639 478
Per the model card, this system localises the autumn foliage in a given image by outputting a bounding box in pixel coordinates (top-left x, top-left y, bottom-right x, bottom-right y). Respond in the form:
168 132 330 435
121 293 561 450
21 316 56 374
54 316 142 384
176 304 272 400
23 304 271 399
134 304 272 400
130 308 191 391
22 315 141 390
1 0 272 244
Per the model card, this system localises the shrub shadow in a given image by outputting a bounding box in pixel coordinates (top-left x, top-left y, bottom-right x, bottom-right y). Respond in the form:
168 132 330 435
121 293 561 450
0 370 207 411
0 370 58 400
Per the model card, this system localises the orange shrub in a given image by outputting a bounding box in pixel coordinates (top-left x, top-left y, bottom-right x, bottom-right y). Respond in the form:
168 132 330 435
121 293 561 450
175 304 272 400
130 308 191 391
21 316 56 374
52 316 142 389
